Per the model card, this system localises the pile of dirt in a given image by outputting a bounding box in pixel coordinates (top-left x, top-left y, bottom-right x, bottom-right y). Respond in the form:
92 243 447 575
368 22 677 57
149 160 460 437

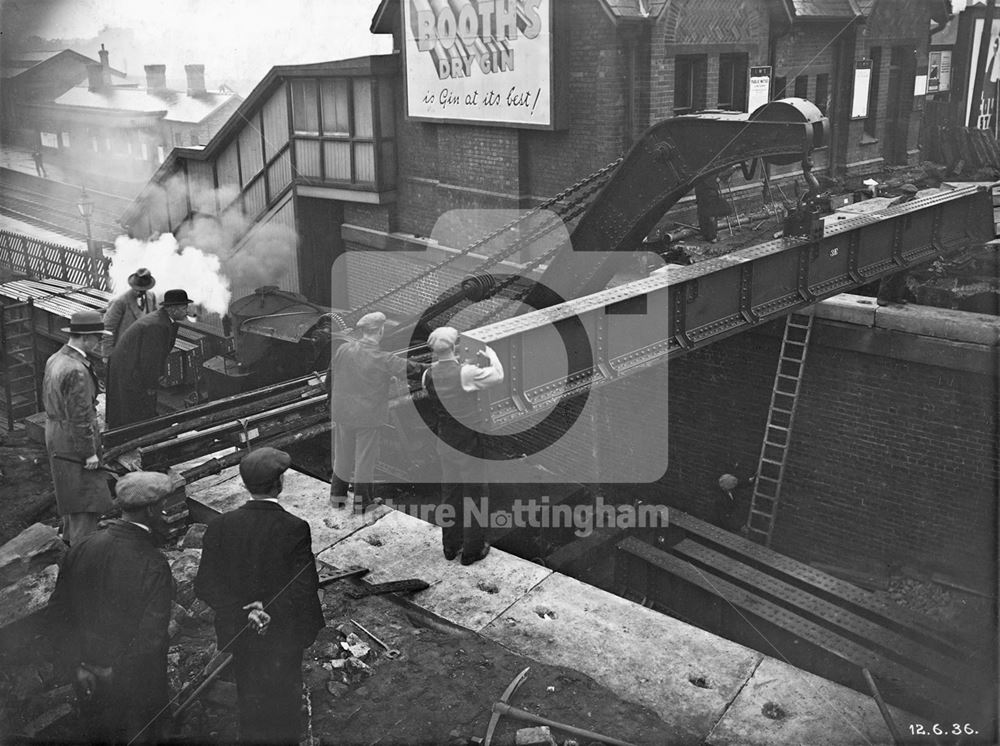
0 533 670 745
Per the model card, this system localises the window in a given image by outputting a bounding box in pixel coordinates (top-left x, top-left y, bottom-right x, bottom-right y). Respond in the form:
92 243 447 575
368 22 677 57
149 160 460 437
794 75 809 100
718 54 748 111
772 76 787 100
174 132 183 146
61 132 71 149
291 76 395 189
291 79 319 134
865 47 882 138
815 73 829 115
320 79 350 135
674 55 707 115
190 132 200 146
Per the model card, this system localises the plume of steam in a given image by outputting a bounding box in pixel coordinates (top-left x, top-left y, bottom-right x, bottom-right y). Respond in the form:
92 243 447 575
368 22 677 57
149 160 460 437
110 233 231 315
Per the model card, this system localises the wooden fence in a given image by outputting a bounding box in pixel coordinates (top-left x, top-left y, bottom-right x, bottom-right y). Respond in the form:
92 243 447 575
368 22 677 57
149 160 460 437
0 230 110 291
921 101 1000 173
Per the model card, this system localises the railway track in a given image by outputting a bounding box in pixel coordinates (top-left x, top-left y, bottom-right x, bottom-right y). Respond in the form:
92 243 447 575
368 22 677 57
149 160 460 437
0 181 124 243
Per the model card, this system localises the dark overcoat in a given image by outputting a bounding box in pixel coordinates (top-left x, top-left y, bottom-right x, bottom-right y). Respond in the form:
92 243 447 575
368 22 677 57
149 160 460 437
48 521 173 741
195 500 324 650
106 308 177 428
42 345 113 515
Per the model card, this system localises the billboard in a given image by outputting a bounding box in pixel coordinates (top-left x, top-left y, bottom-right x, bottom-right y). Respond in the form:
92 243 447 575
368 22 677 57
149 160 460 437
401 0 554 128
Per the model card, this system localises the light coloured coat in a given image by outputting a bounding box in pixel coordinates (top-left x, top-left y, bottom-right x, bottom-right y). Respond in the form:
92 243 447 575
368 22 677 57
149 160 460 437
42 345 113 515
103 290 158 354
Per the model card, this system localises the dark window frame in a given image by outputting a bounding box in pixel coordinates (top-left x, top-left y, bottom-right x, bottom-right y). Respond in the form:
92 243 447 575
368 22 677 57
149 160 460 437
674 54 708 115
718 53 749 111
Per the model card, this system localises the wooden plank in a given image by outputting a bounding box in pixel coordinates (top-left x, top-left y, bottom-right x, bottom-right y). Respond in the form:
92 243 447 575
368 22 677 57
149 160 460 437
667 510 963 654
617 537 957 716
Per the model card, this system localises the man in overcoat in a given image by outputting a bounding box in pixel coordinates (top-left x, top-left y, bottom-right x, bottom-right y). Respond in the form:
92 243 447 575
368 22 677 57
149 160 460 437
42 311 114 545
48 471 174 744
103 268 157 357
195 447 324 744
106 288 193 428
327 311 424 510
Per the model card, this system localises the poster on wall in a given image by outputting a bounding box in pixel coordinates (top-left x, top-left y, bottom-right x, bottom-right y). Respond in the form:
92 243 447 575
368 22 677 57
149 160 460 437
401 0 554 128
966 18 1000 134
747 66 771 113
851 59 873 118
927 50 951 93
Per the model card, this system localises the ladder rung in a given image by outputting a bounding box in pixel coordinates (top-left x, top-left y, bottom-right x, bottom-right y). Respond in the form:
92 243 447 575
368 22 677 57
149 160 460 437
766 424 789 431
776 373 801 380
779 355 804 363
771 407 793 415
761 457 784 465
750 509 773 517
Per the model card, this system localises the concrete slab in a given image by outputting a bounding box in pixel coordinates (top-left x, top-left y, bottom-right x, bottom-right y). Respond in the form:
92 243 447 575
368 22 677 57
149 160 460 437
705 657 922 746
874 304 1000 345
185 467 377 555
320 509 552 632
813 294 877 327
480 572 763 744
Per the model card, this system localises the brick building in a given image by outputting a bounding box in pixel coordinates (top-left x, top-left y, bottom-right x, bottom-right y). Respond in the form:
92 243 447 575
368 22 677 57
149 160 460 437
0 47 126 145
115 1 989 578
22 47 241 194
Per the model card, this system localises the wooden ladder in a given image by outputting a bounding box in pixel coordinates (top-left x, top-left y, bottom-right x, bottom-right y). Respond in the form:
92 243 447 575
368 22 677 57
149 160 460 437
0 299 40 431
745 309 815 546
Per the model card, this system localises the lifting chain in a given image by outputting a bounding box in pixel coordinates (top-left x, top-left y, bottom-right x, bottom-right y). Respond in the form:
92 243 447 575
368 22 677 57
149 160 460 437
348 156 625 322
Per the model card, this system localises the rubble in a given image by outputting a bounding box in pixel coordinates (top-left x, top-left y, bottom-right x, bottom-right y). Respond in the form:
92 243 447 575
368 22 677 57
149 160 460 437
180 523 208 549
0 523 66 587
515 725 557 745
0 563 59 630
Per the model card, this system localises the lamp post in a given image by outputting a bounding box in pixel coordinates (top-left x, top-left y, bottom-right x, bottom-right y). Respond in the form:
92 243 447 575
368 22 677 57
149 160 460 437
77 187 99 287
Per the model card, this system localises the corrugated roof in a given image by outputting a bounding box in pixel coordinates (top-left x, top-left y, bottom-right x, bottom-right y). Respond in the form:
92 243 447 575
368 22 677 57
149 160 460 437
791 0 862 19
52 86 236 123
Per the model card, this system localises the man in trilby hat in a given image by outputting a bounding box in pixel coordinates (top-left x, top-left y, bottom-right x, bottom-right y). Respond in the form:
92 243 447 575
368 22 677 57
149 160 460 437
103 268 157 357
42 311 115 545
106 289 194 428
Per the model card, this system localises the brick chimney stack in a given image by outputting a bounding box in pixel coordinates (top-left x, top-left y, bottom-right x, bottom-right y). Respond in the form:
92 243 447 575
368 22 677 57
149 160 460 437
87 63 103 91
185 64 206 95
144 64 167 91
98 44 112 88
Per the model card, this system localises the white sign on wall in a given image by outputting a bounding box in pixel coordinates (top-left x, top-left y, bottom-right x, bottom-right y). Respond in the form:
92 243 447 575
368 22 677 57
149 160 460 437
851 59 873 118
402 0 554 128
747 65 771 113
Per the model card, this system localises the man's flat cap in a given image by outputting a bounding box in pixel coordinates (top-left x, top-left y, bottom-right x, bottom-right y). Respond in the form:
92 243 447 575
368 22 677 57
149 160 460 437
428 326 459 352
356 311 387 331
718 473 739 491
116 472 174 509
240 447 292 491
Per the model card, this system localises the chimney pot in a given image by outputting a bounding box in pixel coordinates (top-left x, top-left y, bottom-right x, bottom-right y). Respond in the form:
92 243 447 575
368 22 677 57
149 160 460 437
144 64 167 91
98 45 111 88
184 64 206 95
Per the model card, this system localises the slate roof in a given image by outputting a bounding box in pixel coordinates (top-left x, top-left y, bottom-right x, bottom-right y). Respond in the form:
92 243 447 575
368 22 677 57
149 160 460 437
52 86 237 123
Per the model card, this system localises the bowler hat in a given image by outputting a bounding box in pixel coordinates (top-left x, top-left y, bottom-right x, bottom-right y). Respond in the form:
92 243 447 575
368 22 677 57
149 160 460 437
240 447 291 492
116 471 174 509
127 268 156 290
356 311 387 331
161 289 193 306
61 310 112 336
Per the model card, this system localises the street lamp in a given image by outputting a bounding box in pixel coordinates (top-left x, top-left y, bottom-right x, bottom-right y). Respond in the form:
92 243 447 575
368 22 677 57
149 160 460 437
77 187 99 287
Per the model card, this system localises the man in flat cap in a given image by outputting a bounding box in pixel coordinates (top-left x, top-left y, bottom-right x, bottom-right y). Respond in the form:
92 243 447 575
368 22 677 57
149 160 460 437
43 311 115 545
195 447 324 744
106 288 193 428
48 471 174 743
422 326 504 565
102 268 157 358
327 311 424 510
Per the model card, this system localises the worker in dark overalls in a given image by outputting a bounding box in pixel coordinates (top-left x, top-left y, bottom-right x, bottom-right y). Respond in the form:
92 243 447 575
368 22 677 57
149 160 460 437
422 326 504 566
694 175 732 243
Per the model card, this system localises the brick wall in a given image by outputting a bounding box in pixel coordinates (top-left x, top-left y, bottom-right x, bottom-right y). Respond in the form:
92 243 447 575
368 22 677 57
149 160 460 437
647 321 997 582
